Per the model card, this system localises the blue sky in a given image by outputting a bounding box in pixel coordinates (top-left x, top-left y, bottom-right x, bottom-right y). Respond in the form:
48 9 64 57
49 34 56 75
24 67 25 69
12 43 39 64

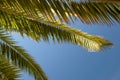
13 21 120 80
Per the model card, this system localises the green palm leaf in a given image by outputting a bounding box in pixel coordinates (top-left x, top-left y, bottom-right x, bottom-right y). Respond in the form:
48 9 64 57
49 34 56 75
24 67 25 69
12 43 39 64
0 55 20 80
0 0 119 24
69 1 120 24
0 10 113 51
0 0 117 80
0 0 118 80
0 28 48 80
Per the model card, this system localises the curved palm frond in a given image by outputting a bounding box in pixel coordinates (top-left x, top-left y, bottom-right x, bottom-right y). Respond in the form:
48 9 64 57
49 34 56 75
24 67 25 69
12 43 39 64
0 10 113 51
0 55 20 80
0 29 48 80
0 0 119 24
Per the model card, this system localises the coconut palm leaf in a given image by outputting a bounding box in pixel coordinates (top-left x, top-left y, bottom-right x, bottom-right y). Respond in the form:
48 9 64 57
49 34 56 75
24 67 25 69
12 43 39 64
0 10 113 51
0 28 48 80
0 0 119 24
0 55 20 80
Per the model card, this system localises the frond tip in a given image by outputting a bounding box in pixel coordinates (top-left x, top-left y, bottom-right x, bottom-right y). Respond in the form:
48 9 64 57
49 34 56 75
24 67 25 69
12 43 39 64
59 26 113 51
76 35 113 52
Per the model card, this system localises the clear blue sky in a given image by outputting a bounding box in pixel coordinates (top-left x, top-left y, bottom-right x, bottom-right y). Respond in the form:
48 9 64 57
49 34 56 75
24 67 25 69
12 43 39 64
12 20 120 80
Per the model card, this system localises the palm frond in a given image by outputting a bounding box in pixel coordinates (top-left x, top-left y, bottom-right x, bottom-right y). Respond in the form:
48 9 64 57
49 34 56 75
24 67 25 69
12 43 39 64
0 0 119 24
0 10 113 51
0 55 20 80
0 29 48 80
69 1 120 24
